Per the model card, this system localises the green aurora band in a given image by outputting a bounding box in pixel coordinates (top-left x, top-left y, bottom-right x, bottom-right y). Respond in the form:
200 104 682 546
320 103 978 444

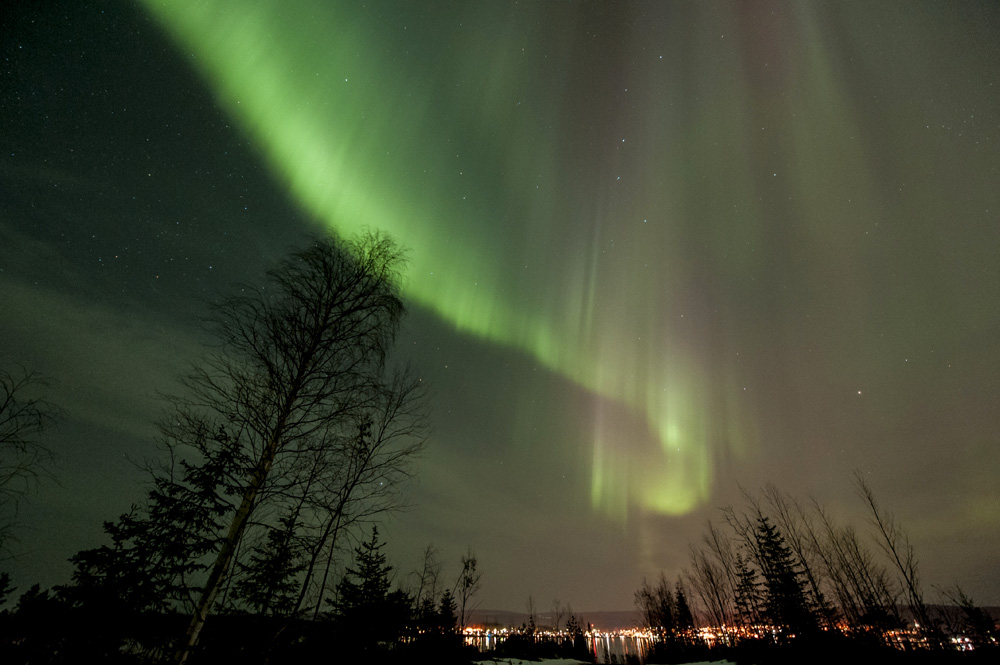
138 1 894 520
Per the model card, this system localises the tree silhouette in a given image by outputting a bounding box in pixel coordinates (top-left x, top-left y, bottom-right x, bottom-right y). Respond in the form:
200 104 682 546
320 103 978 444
855 472 938 646
65 423 237 616
674 578 695 633
330 526 410 656
754 516 817 640
635 572 675 637
0 572 13 608
938 585 997 649
761 484 838 630
437 588 458 635
810 501 901 641
233 511 305 616
733 552 764 632
47 233 425 663
454 550 481 631
0 368 58 555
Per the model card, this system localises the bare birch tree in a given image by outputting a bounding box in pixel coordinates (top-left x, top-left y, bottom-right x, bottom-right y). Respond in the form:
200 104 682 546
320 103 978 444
0 368 58 555
172 232 427 664
809 498 900 639
454 550 481 631
687 529 736 636
761 484 837 629
854 471 937 645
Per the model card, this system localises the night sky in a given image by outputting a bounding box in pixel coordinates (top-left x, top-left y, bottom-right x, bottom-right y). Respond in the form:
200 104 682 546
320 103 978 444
2 1 998 612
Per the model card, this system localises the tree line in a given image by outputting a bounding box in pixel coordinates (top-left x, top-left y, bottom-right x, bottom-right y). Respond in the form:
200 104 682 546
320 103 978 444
635 479 998 660
3 232 997 664
0 232 448 663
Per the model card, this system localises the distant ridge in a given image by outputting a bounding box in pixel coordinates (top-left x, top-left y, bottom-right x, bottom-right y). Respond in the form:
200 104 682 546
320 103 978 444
468 609 639 632
470 605 1000 633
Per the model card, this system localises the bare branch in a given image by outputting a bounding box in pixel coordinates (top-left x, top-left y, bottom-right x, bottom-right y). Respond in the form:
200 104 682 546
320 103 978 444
853 471 937 644
161 232 427 664
0 367 59 555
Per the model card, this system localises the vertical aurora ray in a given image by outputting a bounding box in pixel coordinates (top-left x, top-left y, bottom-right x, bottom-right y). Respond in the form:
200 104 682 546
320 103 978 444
137 0 895 520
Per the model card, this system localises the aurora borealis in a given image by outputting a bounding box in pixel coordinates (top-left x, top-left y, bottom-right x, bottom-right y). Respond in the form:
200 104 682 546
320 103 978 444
137 0 744 519
2 0 999 611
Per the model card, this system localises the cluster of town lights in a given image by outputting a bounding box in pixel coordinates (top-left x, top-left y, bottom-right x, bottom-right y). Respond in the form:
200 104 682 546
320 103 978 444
458 622 989 652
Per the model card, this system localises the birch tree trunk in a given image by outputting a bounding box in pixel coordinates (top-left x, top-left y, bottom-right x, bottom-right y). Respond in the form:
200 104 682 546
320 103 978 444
167 232 425 664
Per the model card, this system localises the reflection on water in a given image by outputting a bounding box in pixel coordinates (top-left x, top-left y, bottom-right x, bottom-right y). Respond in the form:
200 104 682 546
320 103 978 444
590 634 653 663
463 632 505 653
464 633 654 664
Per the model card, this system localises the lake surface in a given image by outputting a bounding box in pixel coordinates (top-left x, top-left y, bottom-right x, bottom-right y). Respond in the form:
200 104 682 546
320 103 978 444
465 633 655 664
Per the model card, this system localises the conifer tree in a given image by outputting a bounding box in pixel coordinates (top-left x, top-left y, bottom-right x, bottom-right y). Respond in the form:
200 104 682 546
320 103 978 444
566 613 583 636
171 233 426 664
414 595 438 636
754 516 816 639
65 423 237 615
234 512 305 616
674 579 695 632
438 588 458 634
330 526 410 655
733 552 764 632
